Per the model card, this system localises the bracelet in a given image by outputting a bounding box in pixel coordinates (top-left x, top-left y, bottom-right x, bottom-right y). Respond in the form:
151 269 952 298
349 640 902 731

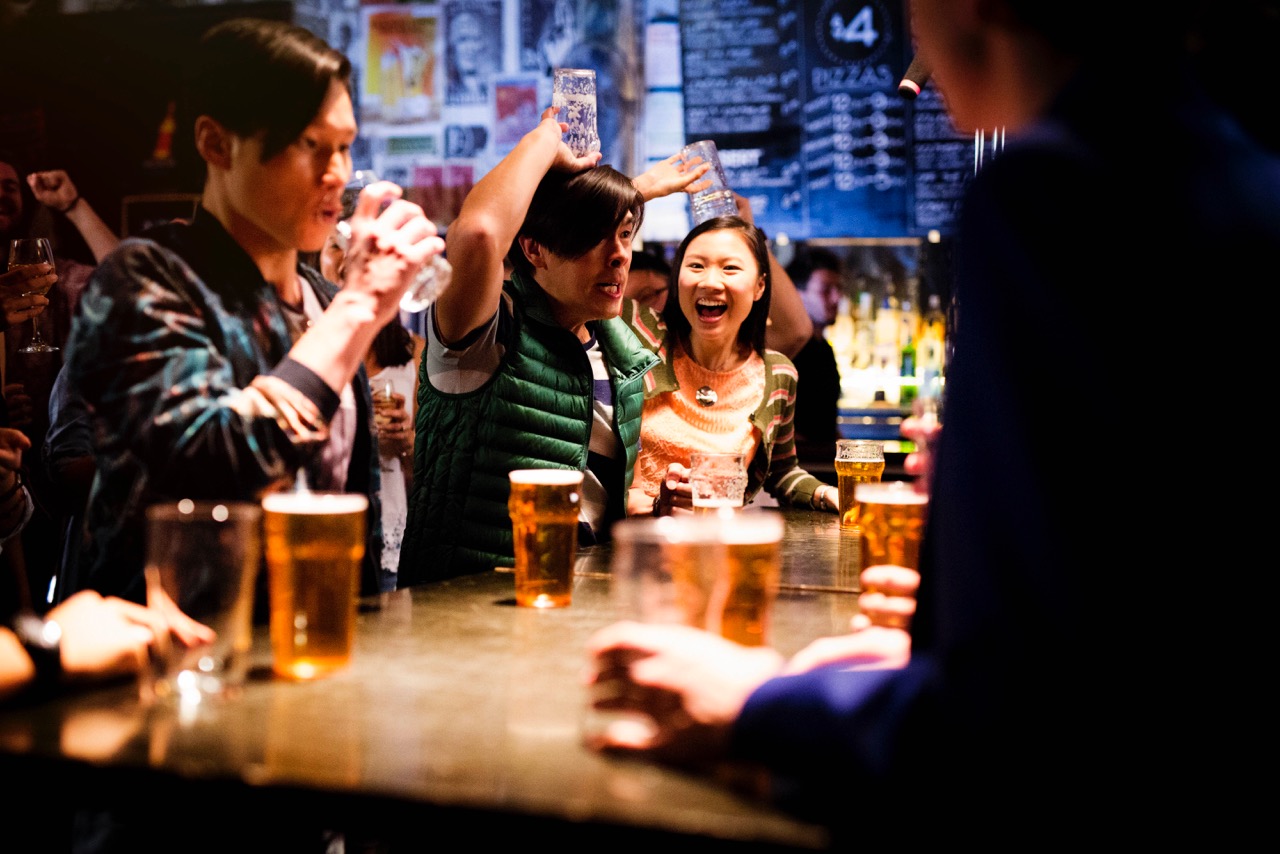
56 194 82 215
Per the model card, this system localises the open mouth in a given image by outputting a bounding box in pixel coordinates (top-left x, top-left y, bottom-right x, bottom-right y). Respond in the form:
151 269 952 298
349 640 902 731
597 282 623 297
696 299 728 319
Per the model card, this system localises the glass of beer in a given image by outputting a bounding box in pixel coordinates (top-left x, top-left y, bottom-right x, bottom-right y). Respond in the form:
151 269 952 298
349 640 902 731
835 439 886 531
370 379 404 431
689 452 748 513
610 511 784 647
508 469 583 608
262 491 368 680
854 481 929 570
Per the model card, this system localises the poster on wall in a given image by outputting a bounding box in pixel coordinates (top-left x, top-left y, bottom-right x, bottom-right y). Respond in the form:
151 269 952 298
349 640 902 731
361 4 441 132
494 77 542 153
444 0 502 107
516 0 637 174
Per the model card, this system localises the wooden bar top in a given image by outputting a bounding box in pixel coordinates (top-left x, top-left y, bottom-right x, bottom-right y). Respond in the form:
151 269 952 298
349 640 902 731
0 508 862 851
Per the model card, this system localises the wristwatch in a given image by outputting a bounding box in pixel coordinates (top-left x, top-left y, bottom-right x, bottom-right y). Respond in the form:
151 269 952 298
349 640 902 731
10 613 63 694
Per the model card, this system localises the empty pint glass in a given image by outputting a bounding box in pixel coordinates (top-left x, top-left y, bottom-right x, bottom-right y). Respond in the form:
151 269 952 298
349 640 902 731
689 452 748 513
854 481 929 570
682 139 739 224
143 500 262 702
835 439 885 531
552 68 600 157
262 491 368 680
508 469 583 608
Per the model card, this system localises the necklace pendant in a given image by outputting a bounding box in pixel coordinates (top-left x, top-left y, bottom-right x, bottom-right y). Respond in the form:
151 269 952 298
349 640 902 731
695 385 717 407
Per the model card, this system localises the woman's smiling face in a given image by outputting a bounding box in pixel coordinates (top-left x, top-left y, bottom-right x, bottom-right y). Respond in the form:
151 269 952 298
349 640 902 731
676 228 765 348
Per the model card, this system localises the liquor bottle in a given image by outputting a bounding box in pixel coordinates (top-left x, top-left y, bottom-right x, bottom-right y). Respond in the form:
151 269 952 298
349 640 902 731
851 291 875 370
899 334 918 406
917 294 946 400
872 281 900 372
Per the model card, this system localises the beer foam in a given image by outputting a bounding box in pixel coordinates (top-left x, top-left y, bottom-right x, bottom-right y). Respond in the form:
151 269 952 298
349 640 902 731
719 511 785 544
262 492 370 514
508 469 585 486
854 483 929 504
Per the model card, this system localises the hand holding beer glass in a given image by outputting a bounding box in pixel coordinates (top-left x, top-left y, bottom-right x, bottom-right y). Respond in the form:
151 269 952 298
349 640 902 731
835 439 885 531
508 469 583 608
370 379 411 458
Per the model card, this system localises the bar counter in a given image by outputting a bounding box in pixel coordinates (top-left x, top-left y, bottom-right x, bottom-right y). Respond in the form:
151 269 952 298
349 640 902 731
0 508 862 850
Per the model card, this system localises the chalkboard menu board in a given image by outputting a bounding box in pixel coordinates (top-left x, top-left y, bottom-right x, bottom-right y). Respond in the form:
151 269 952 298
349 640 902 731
679 0 971 239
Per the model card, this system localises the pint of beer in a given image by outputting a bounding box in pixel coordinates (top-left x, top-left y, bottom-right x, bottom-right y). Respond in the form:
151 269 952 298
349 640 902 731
835 439 886 530
262 491 368 680
854 481 928 570
610 511 784 647
508 469 583 608
715 511 784 646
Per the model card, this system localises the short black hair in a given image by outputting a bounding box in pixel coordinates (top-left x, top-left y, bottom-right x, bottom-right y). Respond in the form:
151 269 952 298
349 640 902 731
785 246 842 291
182 18 352 164
508 165 645 280
630 248 671 275
662 215 771 355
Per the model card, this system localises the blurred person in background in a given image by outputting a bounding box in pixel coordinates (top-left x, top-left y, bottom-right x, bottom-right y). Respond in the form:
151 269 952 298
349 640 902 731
624 246 670 311
786 245 844 459
0 157 118 610
318 218 424 593
585 0 1280 838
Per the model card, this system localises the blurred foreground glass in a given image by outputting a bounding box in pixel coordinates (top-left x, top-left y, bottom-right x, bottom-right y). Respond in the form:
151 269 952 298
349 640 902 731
262 491 367 680
681 139 738 224
143 500 262 702
835 439 885 531
688 452 748 513
854 481 928 570
508 469 583 608
611 511 784 647
552 68 600 157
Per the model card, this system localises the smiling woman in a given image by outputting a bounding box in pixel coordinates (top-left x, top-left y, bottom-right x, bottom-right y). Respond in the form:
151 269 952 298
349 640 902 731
624 214 838 517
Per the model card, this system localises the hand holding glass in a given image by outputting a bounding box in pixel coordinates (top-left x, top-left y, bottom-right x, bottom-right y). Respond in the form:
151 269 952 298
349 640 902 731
681 140 738 224
8 238 57 354
552 68 600 157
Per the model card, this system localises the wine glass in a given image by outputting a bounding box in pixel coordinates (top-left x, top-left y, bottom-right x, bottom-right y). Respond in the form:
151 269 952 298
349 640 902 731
7 238 58 354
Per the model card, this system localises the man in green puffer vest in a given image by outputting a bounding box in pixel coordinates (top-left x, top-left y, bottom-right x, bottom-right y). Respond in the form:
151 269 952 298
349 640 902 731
399 107 707 584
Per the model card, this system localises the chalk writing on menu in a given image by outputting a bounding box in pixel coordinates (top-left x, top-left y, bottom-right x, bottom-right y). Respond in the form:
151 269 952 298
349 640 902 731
679 0 969 239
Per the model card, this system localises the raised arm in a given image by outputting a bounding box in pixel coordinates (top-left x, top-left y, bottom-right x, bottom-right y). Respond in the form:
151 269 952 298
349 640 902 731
733 193 812 358
27 171 120 264
437 107 600 344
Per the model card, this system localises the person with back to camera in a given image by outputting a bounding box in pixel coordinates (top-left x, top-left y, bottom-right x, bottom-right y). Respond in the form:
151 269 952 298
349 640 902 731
621 213 840 518
59 18 445 606
585 0 1280 838
397 106 707 585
